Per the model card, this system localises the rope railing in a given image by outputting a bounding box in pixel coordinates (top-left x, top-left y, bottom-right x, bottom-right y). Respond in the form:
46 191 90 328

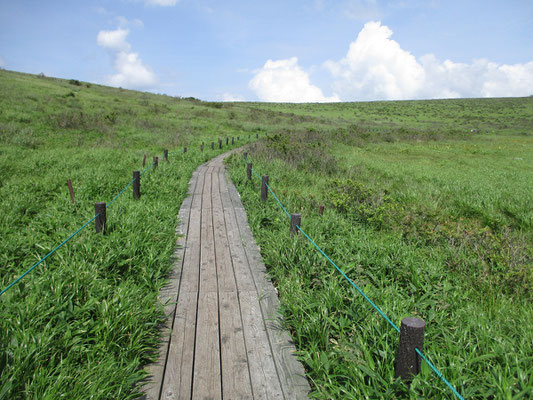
1 136 254 297
242 154 464 400
0 159 157 297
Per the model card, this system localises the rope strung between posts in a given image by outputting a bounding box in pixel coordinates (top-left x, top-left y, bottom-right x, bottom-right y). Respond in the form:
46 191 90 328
0 160 156 297
243 154 464 400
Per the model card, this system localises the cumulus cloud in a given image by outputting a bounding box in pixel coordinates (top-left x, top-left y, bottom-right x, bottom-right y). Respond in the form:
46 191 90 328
249 57 339 102
97 27 156 89
325 21 533 100
144 0 178 6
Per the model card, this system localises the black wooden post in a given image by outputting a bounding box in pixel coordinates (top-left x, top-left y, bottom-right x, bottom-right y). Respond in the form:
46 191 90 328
248 134 250 139
153 156 158 169
226 137 229 145
290 213 301 235
133 171 140 199
163 149 168 161
395 317 426 381
184 147 188 154
232 137 235 145
95 202 106 233
256 133 258 139
211 142 214 150
142 154 146 168
237 136 240 141
219 139 222 149
319 205 325 215
201 142 204 152
247 163 252 180
261 176 269 201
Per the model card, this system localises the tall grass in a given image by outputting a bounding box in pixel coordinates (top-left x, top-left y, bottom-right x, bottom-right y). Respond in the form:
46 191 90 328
227 127 532 398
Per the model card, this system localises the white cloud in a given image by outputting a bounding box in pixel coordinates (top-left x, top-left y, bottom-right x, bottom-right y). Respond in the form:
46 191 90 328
97 27 156 89
325 21 533 100
325 21 425 100
144 0 178 6
222 93 246 102
97 28 131 52
249 57 339 103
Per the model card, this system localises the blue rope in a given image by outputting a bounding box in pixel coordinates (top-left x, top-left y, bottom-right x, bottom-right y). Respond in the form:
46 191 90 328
265 183 291 218
242 155 464 399
1 158 157 297
296 224 400 333
0 214 98 297
416 348 465 400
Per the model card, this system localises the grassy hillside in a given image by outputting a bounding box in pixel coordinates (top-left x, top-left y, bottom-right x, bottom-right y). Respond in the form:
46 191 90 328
0 69 270 399
1 68 532 399
227 100 533 398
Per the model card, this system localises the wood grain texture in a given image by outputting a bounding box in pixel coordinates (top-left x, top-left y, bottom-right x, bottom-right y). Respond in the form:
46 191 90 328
142 151 310 399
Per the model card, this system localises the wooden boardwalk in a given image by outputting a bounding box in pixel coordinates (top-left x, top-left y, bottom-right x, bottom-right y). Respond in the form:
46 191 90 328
142 153 310 400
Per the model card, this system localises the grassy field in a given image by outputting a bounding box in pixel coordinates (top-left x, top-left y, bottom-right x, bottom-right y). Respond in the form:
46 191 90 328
1 68 532 399
0 69 269 399
227 100 532 398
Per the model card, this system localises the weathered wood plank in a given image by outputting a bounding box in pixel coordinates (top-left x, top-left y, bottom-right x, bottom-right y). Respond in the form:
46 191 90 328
227 171 311 399
239 290 284 400
218 168 257 292
159 165 207 400
211 166 237 293
192 291 221 399
219 291 253 399
142 159 200 400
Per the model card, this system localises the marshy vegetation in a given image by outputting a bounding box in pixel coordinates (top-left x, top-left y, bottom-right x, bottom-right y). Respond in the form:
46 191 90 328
1 68 532 398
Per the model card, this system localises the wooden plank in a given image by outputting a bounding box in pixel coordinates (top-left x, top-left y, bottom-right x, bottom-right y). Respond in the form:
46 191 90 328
212 165 238 293
239 290 284 400
227 174 311 399
142 159 199 400
218 168 257 292
192 165 221 398
159 164 206 399
192 291 221 399
219 291 253 399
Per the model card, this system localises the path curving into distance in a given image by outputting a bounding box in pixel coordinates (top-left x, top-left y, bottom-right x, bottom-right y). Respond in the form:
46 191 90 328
142 151 310 399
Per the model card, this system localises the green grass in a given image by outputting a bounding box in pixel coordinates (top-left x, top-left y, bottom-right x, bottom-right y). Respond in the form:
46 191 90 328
1 68 532 399
226 101 532 398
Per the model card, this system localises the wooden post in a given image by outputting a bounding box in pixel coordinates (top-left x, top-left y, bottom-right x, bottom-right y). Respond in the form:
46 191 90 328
256 133 258 139
67 179 75 205
237 136 240 141
153 156 158 169
319 205 325 215
226 137 229 145
243 152 248 160
142 154 147 168
232 137 235 145
211 142 214 150
133 171 140 199
201 142 204 152
219 139 222 149
247 163 252 180
261 176 269 202
248 134 250 139
290 213 301 235
184 147 188 154
95 202 106 233
163 149 168 161
395 317 426 381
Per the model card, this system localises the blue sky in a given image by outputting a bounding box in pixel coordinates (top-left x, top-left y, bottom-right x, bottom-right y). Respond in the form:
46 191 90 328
1 0 532 101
